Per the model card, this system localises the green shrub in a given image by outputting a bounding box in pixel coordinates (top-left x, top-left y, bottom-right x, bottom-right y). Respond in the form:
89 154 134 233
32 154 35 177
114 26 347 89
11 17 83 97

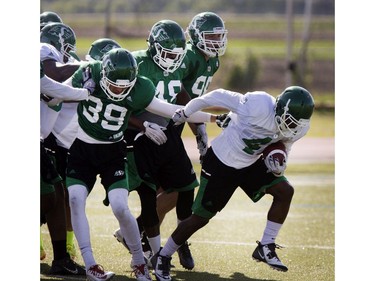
225 51 259 91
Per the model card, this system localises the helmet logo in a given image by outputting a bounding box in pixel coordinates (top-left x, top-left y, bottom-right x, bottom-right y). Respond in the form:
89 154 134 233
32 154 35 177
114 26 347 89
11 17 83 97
47 25 73 41
153 27 170 41
194 17 207 29
101 44 118 54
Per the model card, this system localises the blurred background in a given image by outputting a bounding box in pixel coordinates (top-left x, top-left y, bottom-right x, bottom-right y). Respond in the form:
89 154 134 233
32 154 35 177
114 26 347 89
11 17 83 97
40 0 334 110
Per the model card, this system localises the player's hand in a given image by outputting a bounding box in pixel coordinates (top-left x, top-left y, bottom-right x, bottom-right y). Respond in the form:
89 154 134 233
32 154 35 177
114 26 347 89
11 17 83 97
195 123 208 159
82 67 96 94
216 113 231 128
172 108 189 125
264 150 287 177
143 121 167 145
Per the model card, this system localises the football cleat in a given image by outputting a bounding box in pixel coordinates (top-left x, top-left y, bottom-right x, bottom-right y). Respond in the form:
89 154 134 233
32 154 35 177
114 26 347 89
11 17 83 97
177 241 195 270
252 240 288 272
86 264 115 281
143 250 153 268
131 263 152 281
49 256 86 275
151 249 172 281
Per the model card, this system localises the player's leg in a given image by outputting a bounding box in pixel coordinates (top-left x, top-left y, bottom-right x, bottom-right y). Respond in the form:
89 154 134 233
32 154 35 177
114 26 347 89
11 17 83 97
156 189 178 224
241 158 291 272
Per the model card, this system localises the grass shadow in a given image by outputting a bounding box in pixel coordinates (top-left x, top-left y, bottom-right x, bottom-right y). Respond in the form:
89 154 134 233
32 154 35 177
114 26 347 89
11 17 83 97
172 269 278 281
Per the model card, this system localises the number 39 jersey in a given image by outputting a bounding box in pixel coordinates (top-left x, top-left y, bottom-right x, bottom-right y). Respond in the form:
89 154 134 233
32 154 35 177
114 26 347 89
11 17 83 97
205 89 308 169
71 61 156 143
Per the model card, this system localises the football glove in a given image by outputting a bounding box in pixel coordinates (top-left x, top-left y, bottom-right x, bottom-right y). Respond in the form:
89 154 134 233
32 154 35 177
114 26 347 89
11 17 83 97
215 113 231 128
143 121 167 145
264 150 287 177
82 66 96 94
195 123 208 158
172 108 189 125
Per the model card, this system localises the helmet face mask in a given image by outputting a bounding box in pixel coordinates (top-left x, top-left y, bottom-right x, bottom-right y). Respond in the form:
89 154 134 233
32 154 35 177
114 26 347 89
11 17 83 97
40 23 76 63
86 38 121 61
100 48 138 101
187 12 228 57
148 20 187 73
275 86 315 138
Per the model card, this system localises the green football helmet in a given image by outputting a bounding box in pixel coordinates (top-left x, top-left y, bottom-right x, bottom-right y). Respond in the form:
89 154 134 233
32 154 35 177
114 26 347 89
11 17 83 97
40 11 63 30
147 20 186 73
187 12 228 57
40 22 76 63
100 48 138 101
86 38 121 61
275 86 315 138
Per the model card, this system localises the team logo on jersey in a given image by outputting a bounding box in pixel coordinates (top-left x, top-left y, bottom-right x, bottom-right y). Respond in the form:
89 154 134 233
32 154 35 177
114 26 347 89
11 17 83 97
207 66 211 72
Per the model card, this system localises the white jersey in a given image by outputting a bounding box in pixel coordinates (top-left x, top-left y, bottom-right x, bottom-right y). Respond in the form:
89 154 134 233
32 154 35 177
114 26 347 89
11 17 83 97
52 92 80 149
40 43 65 140
40 75 88 101
184 88 308 169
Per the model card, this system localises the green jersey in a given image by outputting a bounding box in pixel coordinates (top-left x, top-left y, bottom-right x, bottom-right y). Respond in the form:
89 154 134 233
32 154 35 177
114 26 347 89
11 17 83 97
72 61 156 142
131 49 188 126
182 43 220 99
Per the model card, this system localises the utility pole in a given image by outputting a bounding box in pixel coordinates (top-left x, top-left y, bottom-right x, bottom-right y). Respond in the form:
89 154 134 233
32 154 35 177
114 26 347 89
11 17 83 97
285 0 294 86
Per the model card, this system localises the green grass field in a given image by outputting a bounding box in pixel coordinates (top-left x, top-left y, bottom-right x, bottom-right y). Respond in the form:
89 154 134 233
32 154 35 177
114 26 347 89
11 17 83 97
40 162 334 281
40 13 334 279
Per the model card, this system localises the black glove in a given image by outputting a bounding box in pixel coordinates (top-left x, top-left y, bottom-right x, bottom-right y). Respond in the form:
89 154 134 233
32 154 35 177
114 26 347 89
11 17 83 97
215 113 231 128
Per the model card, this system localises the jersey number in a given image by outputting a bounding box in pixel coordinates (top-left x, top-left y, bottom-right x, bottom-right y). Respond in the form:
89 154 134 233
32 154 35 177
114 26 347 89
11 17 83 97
155 80 181 103
83 96 126 130
242 137 272 155
191 75 213 97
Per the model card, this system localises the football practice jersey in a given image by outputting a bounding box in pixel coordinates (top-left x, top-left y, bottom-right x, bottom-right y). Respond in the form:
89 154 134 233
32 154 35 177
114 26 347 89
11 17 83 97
184 88 308 169
40 43 64 140
182 43 220 99
130 49 187 127
71 61 156 143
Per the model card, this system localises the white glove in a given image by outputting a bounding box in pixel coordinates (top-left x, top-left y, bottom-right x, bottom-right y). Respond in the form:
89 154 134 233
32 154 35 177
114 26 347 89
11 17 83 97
143 121 167 145
264 150 287 177
195 123 208 158
172 108 189 125
82 67 96 94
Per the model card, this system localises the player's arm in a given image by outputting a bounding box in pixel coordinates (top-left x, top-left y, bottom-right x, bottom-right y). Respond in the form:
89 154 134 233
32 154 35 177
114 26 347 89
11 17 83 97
172 88 240 124
40 75 89 101
42 59 81 82
145 97 216 123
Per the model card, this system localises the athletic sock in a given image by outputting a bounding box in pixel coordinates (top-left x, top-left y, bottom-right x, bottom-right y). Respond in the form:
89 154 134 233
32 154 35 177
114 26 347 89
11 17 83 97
260 220 282 245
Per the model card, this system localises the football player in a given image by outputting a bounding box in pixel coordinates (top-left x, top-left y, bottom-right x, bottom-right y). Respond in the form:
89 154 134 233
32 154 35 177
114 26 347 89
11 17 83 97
40 22 87 275
40 20 84 261
151 86 315 279
110 19 193 274
153 12 228 269
64 48 215 281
